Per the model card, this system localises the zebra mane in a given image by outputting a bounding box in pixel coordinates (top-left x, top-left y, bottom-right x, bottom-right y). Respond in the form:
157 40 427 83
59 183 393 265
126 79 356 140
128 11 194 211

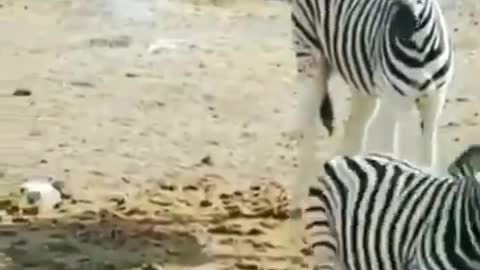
447 144 480 180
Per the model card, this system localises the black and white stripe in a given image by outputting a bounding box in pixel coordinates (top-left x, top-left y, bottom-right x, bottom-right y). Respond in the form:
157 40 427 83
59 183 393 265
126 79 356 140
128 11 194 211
292 0 452 98
448 144 480 178
304 149 480 270
290 0 455 210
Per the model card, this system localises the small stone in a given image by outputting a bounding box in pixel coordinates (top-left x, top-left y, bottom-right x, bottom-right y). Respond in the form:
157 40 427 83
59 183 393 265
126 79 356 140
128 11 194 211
125 73 139 78
159 184 176 191
123 207 148 216
200 155 213 166
12 217 29 223
108 196 125 206
12 89 31 96
120 177 130 184
199 200 212 207
182 185 198 191
247 228 264 236
259 221 277 229
249 185 261 191
446 121 460 127
23 207 39 215
89 36 131 48
70 81 94 88
207 225 242 235
234 261 258 270
455 97 470 102
219 193 231 200
89 170 105 176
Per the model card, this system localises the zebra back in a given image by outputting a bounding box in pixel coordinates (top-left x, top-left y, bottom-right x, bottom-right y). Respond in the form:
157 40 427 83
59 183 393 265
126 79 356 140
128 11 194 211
447 144 480 178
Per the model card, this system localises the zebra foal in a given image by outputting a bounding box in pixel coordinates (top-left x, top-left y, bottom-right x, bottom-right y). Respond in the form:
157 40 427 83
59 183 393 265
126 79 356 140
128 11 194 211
290 0 454 209
303 146 480 270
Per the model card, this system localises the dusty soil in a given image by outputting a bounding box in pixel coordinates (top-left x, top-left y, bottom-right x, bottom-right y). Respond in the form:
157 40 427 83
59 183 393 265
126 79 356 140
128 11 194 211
0 0 479 269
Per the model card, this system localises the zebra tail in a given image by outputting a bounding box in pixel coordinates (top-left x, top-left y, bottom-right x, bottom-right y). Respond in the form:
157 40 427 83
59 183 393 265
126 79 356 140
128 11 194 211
319 91 334 136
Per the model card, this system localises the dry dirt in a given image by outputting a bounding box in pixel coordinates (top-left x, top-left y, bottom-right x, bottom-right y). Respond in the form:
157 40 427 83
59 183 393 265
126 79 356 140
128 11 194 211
0 0 479 269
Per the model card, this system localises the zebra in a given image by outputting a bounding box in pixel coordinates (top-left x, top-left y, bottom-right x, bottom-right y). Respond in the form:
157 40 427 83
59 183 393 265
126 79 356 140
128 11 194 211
448 144 480 178
302 145 480 270
289 0 454 211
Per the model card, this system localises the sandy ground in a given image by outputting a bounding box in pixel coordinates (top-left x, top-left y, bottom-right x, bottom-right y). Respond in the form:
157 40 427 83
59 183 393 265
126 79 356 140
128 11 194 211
0 0 479 269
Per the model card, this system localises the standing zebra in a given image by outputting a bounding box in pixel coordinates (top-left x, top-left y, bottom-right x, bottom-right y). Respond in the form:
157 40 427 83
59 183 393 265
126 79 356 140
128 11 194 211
303 146 480 270
290 0 454 210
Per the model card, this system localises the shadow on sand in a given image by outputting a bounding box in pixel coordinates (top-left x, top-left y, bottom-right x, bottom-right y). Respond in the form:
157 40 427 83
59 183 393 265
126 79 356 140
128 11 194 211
0 210 209 270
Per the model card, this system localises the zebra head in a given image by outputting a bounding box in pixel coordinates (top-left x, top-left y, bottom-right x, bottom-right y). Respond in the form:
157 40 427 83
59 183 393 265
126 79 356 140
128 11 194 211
390 0 429 39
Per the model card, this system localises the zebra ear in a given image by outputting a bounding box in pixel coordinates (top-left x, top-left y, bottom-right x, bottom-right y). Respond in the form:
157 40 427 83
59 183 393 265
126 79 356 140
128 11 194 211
448 145 480 178
390 2 417 39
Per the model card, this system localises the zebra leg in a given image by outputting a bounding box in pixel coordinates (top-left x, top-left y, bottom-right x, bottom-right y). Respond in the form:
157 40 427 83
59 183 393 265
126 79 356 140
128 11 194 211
415 89 447 169
338 93 379 155
375 103 400 156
